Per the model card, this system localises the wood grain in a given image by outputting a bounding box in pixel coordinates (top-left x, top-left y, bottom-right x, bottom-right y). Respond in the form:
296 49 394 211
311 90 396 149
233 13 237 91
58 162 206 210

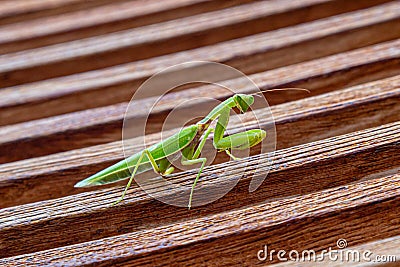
0 0 130 25
0 1 398 87
1 166 399 264
1 2 399 265
1 5 399 126
0 74 399 206
1 41 399 162
0 0 259 53
0 118 399 257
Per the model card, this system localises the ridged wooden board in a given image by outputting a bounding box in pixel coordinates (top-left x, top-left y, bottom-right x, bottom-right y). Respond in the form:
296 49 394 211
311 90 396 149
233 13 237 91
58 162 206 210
0 39 399 162
1 1 399 266
0 0 130 25
1 74 399 207
0 0 261 53
0 1 398 87
1 2 399 125
1 121 399 259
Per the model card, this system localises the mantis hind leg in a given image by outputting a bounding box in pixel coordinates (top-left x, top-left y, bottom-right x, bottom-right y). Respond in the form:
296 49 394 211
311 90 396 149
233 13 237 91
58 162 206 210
158 157 174 176
113 149 160 206
225 149 242 160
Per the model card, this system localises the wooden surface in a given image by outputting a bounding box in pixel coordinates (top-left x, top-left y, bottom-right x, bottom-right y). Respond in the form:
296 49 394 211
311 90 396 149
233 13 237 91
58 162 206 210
1 1 399 125
1 41 399 162
0 1 399 266
1 75 399 207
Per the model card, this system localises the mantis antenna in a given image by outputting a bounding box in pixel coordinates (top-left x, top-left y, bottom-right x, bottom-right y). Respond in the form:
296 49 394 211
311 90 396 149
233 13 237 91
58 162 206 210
250 88 310 97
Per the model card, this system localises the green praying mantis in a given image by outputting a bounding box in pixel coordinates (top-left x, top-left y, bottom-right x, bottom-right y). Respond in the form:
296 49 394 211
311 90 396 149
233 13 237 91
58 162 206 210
74 89 308 209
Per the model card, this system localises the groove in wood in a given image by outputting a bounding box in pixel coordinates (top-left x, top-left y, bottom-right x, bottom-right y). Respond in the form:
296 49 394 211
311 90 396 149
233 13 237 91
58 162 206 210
1 40 399 162
1 74 399 206
1 7 399 126
0 1 398 87
1 171 399 265
0 121 399 257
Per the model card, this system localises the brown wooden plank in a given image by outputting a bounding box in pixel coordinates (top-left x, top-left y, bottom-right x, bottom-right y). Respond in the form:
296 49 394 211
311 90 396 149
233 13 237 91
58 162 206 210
1 5 399 126
0 1 398 87
1 1 398 265
0 115 399 257
0 130 398 262
1 40 399 163
0 0 258 53
271 236 400 266
0 0 95 18
0 75 399 207
0 0 130 26
2 194 396 267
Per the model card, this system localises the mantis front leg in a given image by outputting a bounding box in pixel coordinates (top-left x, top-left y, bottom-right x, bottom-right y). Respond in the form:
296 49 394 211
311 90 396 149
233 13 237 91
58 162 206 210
182 127 214 209
213 105 266 159
185 103 266 208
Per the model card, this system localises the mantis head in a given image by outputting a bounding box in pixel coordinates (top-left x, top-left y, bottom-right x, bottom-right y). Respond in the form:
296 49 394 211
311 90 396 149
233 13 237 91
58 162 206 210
234 94 254 113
